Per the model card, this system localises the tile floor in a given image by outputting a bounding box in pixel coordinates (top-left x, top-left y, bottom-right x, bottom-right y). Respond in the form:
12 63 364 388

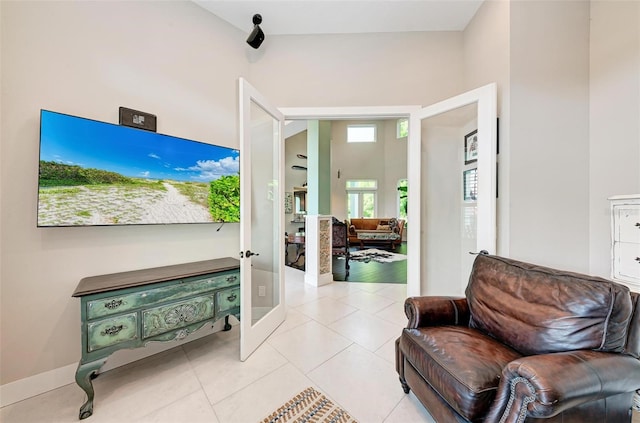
1 268 434 423
2 268 639 423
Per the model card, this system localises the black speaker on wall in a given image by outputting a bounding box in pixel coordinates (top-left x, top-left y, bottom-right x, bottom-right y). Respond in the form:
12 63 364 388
246 14 265 49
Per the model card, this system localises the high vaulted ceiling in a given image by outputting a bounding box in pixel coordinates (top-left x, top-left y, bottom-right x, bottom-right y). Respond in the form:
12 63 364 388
193 1 484 35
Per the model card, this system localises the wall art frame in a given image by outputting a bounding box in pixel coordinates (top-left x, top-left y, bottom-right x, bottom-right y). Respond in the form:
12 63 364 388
284 192 293 214
464 129 478 164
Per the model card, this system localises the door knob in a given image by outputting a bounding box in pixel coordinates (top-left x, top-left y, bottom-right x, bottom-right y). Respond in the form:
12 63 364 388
245 250 259 257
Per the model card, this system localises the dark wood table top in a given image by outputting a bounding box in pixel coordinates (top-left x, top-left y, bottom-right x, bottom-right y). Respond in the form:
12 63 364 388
73 257 240 297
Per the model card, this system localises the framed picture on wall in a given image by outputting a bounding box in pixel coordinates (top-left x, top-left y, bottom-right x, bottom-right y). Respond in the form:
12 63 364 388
284 192 293 214
464 129 478 164
463 168 478 201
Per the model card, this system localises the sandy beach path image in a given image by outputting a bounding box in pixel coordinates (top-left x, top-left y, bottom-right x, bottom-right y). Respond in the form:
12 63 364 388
38 182 212 226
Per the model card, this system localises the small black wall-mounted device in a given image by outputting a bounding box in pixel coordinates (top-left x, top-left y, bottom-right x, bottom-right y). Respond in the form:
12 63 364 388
246 14 264 49
119 107 157 132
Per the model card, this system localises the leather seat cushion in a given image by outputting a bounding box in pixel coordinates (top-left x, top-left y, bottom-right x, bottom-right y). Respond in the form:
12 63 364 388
400 326 522 422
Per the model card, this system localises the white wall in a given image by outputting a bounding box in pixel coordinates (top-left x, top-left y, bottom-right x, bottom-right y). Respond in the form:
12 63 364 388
588 1 640 278
329 120 406 221
509 1 591 271
0 1 248 387
463 0 510 256
249 31 464 107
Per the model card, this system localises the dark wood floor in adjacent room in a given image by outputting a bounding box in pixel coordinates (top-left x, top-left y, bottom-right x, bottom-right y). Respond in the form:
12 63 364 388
332 242 407 284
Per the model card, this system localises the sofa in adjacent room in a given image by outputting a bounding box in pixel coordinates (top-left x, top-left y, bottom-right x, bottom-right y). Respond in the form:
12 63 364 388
396 253 640 423
347 217 405 249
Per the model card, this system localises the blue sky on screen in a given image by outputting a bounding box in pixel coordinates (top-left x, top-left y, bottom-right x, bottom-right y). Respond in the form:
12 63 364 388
39 110 239 183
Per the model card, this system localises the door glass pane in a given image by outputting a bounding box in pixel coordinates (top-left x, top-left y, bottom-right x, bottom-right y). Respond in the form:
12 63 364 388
347 193 359 219
362 193 375 217
250 101 280 325
420 104 478 296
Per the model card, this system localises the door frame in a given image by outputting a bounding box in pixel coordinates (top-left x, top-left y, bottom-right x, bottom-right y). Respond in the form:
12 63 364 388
282 83 497 297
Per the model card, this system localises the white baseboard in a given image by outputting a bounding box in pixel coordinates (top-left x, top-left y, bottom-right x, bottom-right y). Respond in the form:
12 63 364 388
0 362 77 408
0 319 230 408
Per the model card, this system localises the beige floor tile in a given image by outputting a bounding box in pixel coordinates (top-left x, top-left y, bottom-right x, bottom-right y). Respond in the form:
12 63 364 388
271 307 312 337
184 333 288 404
338 290 396 314
308 343 406 423
316 281 359 298
285 280 326 308
376 301 409 327
375 336 399 364
329 310 403 351
384 392 436 423
266 320 352 373
88 349 201 422
137 390 219 423
295 296 358 325
376 284 409 302
212 363 313 423
351 282 392 293
0 382 84 423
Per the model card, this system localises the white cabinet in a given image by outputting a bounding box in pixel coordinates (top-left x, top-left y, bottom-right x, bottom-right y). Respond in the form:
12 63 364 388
609 195 640 291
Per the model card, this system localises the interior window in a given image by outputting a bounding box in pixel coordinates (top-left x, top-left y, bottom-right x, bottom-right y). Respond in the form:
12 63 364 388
347 124 376 143
397 118 409 138
346 180 377 218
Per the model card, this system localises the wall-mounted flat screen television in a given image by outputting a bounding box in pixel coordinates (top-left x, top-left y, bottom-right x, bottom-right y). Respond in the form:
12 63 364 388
38 110 240 227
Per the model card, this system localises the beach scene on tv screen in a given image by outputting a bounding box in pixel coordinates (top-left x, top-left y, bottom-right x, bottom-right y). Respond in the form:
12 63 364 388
37 111 240 227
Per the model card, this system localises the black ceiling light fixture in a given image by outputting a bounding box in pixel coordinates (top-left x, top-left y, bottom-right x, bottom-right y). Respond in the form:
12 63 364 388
246 14 264 49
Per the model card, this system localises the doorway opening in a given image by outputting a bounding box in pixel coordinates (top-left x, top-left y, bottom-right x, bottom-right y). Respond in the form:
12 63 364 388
284 118 409 284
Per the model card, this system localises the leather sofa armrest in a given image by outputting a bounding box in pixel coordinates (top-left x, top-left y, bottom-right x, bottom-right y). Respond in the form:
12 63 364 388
485 350 640 422
404 296 469 329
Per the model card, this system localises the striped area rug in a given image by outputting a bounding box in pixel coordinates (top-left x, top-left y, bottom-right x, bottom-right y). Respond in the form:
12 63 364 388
261 387 358 423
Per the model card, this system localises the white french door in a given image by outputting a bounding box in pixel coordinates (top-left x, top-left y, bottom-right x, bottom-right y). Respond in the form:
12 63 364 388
238 78 286 361
281 84 496 298
408 83 497 296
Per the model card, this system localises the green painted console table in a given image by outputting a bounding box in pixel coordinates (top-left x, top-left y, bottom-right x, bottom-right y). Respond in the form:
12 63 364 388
72 257 240 420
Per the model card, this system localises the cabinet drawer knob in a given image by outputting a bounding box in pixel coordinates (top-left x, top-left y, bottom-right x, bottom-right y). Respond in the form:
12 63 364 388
227 293 237 302
101 325 124 336
226 275 238 282
635 222 640 228
104 299 123 310
635 257 640 263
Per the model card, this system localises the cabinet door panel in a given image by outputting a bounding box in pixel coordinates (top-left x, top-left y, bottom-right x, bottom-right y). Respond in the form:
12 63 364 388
216 287 241 314
615 242 640 281
615 205 640 243
142 296 214 338
87 313 138 352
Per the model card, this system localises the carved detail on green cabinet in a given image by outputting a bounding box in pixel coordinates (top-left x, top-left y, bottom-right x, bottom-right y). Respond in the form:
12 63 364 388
87 313 138 352
142 296 214 338
86 272 238 320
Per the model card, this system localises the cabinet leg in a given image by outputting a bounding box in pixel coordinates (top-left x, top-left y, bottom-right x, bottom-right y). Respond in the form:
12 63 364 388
223 315 232 331
75 358 108 420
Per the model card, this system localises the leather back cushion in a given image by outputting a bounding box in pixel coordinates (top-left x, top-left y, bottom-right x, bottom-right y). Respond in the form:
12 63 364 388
349 218 379 230
465 254 633 355
626 292 640 358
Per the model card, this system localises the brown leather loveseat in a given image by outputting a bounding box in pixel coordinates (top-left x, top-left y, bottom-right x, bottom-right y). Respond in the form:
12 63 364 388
396 253 640 422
